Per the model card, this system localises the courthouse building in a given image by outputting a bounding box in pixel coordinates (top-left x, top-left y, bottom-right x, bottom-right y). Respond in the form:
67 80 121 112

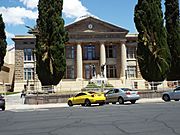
12 16 145 92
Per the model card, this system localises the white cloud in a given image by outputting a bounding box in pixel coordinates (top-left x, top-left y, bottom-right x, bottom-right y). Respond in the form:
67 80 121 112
0 6 38 25
5 31 15 39
19 0 38 9
0 0 91 25
18 0 91 18
63 0 91 18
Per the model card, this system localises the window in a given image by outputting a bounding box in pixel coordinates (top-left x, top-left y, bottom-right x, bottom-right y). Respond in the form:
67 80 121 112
107 65 117 78
145 82 149 89
24 68 34 80
24 49 34 61
114 89 119 93
175 87 180 91
106 45 116 58
66 46 75 59
84 45 95 60
66 65 75 79
127 66 136 78
75 93 86 97
134 82 138 89
107 90 114 94
127 47 136 59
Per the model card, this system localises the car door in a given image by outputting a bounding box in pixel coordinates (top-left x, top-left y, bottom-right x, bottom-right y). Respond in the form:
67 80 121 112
78 93 87 104
73 93 86 104
173 87 180 100
105 90 114 103
113 89 120 102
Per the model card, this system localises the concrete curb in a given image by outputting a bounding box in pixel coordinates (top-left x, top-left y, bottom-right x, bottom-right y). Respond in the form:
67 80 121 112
137 98 164 103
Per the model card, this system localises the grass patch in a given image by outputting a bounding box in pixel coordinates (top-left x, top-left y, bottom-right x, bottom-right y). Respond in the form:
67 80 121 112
0 92 20 95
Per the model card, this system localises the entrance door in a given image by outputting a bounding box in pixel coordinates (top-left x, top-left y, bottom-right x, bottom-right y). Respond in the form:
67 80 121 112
85 64 91 79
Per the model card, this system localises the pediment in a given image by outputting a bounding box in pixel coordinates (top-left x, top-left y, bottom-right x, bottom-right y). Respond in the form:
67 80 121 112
65 16 129 34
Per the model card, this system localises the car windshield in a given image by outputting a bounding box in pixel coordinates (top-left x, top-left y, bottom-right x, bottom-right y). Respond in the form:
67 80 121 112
121 88 132 91
175 87 180 91
88 91 96 94
75 93 86 97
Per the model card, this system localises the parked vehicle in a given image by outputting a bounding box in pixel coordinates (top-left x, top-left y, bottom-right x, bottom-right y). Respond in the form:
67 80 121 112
0 94 5 111
162 86 180 102
67 91 106 107
105 88 140 104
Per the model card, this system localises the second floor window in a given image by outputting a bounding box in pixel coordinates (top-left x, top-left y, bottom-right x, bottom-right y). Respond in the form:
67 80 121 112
84 45 95 60
106 45 116 58
24 48 34 61
66 46 75 59
127 47 136 59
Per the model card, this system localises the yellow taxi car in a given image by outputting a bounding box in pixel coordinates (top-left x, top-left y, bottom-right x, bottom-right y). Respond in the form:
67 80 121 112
67 91 106 107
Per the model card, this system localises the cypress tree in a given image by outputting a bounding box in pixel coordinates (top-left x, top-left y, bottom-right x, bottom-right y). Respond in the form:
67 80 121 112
134 0 171 82
36 0 68 86
165 0 180 80
0 14 7 70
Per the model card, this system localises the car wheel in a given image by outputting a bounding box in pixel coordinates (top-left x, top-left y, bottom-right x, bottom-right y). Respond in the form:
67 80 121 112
112 102 116 104
130 100 136 104
1 106 5 111
118 97 124 104
162 94 170 102
68 100 73 107
175 99 179 101
85 99 91 106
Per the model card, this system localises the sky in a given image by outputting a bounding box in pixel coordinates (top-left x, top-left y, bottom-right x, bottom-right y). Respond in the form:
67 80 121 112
0 0 175 46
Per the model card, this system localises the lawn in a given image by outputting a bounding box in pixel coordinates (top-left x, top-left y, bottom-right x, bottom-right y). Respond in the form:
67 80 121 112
0 92 20 95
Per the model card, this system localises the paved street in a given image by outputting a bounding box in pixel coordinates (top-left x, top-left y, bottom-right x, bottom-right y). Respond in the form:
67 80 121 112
0 97 180 135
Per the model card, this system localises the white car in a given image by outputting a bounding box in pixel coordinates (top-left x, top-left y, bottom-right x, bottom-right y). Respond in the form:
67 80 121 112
162 86 180 102
105 88 140 104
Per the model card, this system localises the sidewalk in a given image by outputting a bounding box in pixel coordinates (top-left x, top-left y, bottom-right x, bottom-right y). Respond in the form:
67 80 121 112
137 97 164 103
5 97 164 111
6 103 69 110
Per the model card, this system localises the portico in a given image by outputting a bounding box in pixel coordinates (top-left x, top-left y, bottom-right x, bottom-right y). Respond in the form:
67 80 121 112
65 16 128 82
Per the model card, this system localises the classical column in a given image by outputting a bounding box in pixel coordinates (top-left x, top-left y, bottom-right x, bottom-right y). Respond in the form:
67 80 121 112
100 42 106 78
120 42 127 78
76 43 83 80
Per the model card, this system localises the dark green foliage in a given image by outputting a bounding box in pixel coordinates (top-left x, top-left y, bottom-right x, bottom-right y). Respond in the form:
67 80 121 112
134 0 171 82
0 14 7 70
36 0 68 86
165 0 180 80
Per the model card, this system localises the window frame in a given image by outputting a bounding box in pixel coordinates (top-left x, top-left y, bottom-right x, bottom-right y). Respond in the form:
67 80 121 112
24 48 34 61
106 45 117 58
127 47 136 59
84 45 96 60
66 46 75 59
24 68 34 80
107 65 117 78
